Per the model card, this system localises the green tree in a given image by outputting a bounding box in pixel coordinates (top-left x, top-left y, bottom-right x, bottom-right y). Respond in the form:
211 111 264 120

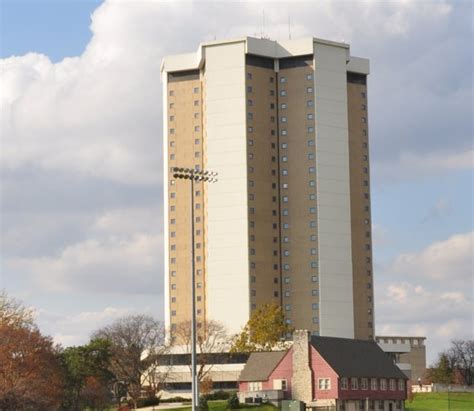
230 303 293 353
427 353 454 384
59 339 114 410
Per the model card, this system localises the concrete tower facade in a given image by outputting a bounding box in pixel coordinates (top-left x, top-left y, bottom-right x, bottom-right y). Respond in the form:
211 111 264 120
162 37 373 340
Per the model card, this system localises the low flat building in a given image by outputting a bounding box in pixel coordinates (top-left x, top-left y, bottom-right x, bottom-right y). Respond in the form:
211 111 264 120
145 351 248 398
375 336 427 383
238 330 408 411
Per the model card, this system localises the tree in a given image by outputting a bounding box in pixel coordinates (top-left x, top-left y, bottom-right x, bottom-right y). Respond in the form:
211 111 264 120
92 314 168 408
0 289 35 329
427 353 454 384
427 339 474 386
230 303 293 353
59 338 115 410
0 291 64 409
174 319 229 385
446 339 474 385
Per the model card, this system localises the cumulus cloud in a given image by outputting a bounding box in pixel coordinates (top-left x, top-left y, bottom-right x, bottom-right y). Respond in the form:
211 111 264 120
391 231 473 284
1 0 471 348
37 306 135 346
376 232 473 363
6 208 163 295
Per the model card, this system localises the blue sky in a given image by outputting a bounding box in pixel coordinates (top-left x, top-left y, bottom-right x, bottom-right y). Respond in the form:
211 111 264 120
1 0 472 364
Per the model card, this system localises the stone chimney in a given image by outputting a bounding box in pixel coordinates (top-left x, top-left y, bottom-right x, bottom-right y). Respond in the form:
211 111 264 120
292 329 313 403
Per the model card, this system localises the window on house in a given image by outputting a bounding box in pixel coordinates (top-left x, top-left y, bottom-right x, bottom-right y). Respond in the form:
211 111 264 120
169 103 174 109
398 380 405 391
280 77 287 83
361 378 368 390
247 86 253 93
284 277 290 284
307 87 313 93
371 378 377 390
194 113 199 119
285 291 290 297
307 113 314 120
318 378 330 390
280 103 287 109
247 73 252 80
306 74 313 80
351 378 359 390
281 116 287 123
308 140 315 146
282 156 288 162
389 379 396 391
312 303 318 310
312 289 318 296
341 378 348 390
194 100 199 106
380 379 387 390
281 129 287 136
307 100 314 107
280 90 287 96
281 142 288 149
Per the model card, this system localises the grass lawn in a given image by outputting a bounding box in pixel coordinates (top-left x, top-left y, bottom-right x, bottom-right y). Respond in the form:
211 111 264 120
168 400 277 411
405 392 474 410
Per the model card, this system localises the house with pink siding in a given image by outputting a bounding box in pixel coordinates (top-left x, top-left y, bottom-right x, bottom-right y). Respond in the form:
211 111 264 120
238 330 408 411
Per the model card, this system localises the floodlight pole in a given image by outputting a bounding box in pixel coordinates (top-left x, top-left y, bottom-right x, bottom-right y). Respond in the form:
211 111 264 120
171 167 218 411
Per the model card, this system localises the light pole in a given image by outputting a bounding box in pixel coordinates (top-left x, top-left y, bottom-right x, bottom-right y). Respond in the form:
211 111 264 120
171 166 218 411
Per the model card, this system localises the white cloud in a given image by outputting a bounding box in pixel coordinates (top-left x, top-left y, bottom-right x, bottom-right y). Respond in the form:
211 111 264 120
6 206 164 295
391 231 473 284
38 306 134 346
376 232 474 363
374 150 473 183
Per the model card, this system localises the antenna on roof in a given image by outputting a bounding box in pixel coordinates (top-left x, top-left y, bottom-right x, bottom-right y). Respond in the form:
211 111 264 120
262 9 266 38
288 15 292 40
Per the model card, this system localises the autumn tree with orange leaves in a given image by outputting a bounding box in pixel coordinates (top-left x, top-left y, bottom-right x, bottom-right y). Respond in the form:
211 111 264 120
0 291 64 410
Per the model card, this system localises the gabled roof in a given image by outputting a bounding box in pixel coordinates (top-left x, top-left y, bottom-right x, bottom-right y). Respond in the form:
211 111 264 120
311 336 408 379
238 351 287 382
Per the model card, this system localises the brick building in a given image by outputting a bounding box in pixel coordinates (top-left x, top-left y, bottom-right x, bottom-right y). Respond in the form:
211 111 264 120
238 330 408 411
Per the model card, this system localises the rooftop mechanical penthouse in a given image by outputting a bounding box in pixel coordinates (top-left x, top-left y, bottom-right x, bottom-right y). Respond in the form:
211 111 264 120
161 37 373 340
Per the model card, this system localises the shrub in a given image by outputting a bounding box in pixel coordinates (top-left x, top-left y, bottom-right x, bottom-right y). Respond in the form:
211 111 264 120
204 390 233 401
136 396 160 408
227 393 240 409
198 395 209 411
160 396 192 403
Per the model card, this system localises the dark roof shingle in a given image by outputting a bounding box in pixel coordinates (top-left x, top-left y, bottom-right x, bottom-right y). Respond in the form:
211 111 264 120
311 336 408 379
238 351 287 382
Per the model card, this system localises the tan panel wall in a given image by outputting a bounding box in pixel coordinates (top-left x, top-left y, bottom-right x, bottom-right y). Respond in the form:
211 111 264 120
245 63 281 310
167 75 206 334
400 345 427 382
347 78 374 340
278 61 319 332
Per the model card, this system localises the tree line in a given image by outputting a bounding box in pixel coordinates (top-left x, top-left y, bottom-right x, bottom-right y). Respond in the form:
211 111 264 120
0 291 292 410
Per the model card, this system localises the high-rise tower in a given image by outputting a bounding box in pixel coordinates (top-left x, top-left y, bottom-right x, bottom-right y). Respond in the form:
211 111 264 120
162 37 373 340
